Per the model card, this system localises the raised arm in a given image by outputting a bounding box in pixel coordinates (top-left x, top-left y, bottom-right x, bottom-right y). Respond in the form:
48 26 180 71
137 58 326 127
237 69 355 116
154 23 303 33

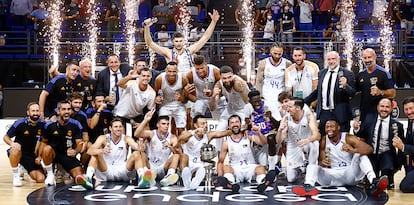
117 69 138 89
143 19 172 61
134 108 156 140
188 9 220 53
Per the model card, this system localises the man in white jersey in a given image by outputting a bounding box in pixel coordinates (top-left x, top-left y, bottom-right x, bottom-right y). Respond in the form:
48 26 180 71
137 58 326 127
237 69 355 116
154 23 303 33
210 66 250 151
285 47 319 99
154 62 194 136
276 97 320 183
143 9 219 74
293 118 389 197
255 42 292 120
179 115 232 189
76 118 154 189
185 55 225 119
217 115 277 193
134 109 181 187
113 67 156 131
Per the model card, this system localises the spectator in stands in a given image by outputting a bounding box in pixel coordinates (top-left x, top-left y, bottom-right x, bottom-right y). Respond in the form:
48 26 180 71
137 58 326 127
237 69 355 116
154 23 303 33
397 0 414 43
152 0 174 31
156 24 172 47
0 0 8 31
62 0 81 54
279 4 296 54
262 9 276 42
315 0 335 27
322 22 334 40
297 0 314 43
30 1 48 33
10 0 32 29
105 1 120 41
266 0 282 32
189 24 205 42
137 0 152 42
390 0 401 30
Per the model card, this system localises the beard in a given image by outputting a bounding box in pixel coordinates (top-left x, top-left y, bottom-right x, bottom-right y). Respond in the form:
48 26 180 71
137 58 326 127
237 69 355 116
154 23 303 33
231 126 241 134
271 55 280 63
223 80 234 90
29 115 39 122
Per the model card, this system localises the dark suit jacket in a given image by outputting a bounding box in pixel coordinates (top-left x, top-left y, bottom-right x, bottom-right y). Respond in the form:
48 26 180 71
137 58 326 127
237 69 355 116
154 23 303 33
403 124 414 173
356 114 404 171
96 64 131 97
305 67 356 123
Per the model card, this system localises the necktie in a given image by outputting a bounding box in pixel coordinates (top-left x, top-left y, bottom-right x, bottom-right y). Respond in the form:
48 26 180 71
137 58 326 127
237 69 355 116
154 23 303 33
408 119 413 144
375 119 383 155
113 73 120 104
326 71 334 108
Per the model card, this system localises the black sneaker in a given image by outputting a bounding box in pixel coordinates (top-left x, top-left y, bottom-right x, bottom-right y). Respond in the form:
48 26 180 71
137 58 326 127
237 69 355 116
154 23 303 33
218 176 239 193
292 184 318 196
257 170 277 193
369 176 388 197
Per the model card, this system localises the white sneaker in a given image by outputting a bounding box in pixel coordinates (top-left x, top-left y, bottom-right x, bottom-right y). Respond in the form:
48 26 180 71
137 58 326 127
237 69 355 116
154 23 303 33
160 173 179 186
18 164 25 180
45 174 55 186
181 167 191 188
190 167 205 190
13 175 22 187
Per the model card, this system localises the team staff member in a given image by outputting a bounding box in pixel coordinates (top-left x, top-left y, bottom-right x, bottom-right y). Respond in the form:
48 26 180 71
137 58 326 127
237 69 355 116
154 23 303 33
355 48 396 121
40 101 84 186
4 102 46 187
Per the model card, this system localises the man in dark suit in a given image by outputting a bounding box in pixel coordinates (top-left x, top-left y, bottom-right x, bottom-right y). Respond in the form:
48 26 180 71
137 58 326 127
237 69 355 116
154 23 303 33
393 96 414 192
353 98 404 189
96 54 131 107
305 51 355 135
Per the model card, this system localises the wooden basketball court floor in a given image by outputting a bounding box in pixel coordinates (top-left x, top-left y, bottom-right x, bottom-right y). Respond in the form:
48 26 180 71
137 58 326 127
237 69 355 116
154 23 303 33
0 143 412 205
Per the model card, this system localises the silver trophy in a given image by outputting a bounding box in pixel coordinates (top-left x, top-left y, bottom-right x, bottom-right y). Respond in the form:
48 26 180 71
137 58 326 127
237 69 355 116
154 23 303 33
200 143 217 163
392 123 398 137
370 77 378 86
354 108 361 122
338 70 344 88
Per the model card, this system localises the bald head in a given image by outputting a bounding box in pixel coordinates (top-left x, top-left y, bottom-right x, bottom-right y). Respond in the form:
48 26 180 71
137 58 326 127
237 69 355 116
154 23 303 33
362 48 377 69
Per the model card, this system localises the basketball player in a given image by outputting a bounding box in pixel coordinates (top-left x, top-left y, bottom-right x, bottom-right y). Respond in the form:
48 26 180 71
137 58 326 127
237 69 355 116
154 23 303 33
255 42 292 121
293 118 389 197
179 115 232 189
76 118 154 189
154 62 194 136
217 115 277 193
276 97 320 185
134 109 181 187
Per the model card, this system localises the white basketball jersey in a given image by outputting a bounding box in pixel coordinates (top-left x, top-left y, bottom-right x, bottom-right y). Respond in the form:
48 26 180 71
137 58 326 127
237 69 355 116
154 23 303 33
286 113 312 149
173 48 193 74
220 76 249 111
103 134 128 166
181 133 208 164
227 136 256 166
146 130 172 167
160 72 184 107
262 57 286 102
192 65 216 100
325 133 353 168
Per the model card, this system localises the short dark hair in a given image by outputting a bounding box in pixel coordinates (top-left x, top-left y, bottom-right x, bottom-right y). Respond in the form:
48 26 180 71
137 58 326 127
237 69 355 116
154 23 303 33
94 92 106 101
26 101 39 111
293 46 306 54
110 117 124 127
403 96 414 106
173 32 184 39
57 100 71 109
291 97 304 109
248 90 261 99
270 42 283 49
193 55 205 66
220 66 233 74
138 67 151 75
193 115 205 124
68 91 83 101
158 115 170 122
228 114 241 125
135 58 148 65
325 117 340 125
278 91 292 103
167 61 178 66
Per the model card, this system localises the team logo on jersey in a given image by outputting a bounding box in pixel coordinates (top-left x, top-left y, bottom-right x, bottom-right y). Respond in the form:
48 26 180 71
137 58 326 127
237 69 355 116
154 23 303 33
77 82 82 87
67 130 72 136
53 131 59 135
60 86 66 91
24 130 29 135
37 129 42 135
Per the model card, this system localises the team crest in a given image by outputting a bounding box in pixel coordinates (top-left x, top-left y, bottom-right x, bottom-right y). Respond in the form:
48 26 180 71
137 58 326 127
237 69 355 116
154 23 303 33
67 130 72 136
23 130 29 135
37 129 42 135
53 131 59 135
